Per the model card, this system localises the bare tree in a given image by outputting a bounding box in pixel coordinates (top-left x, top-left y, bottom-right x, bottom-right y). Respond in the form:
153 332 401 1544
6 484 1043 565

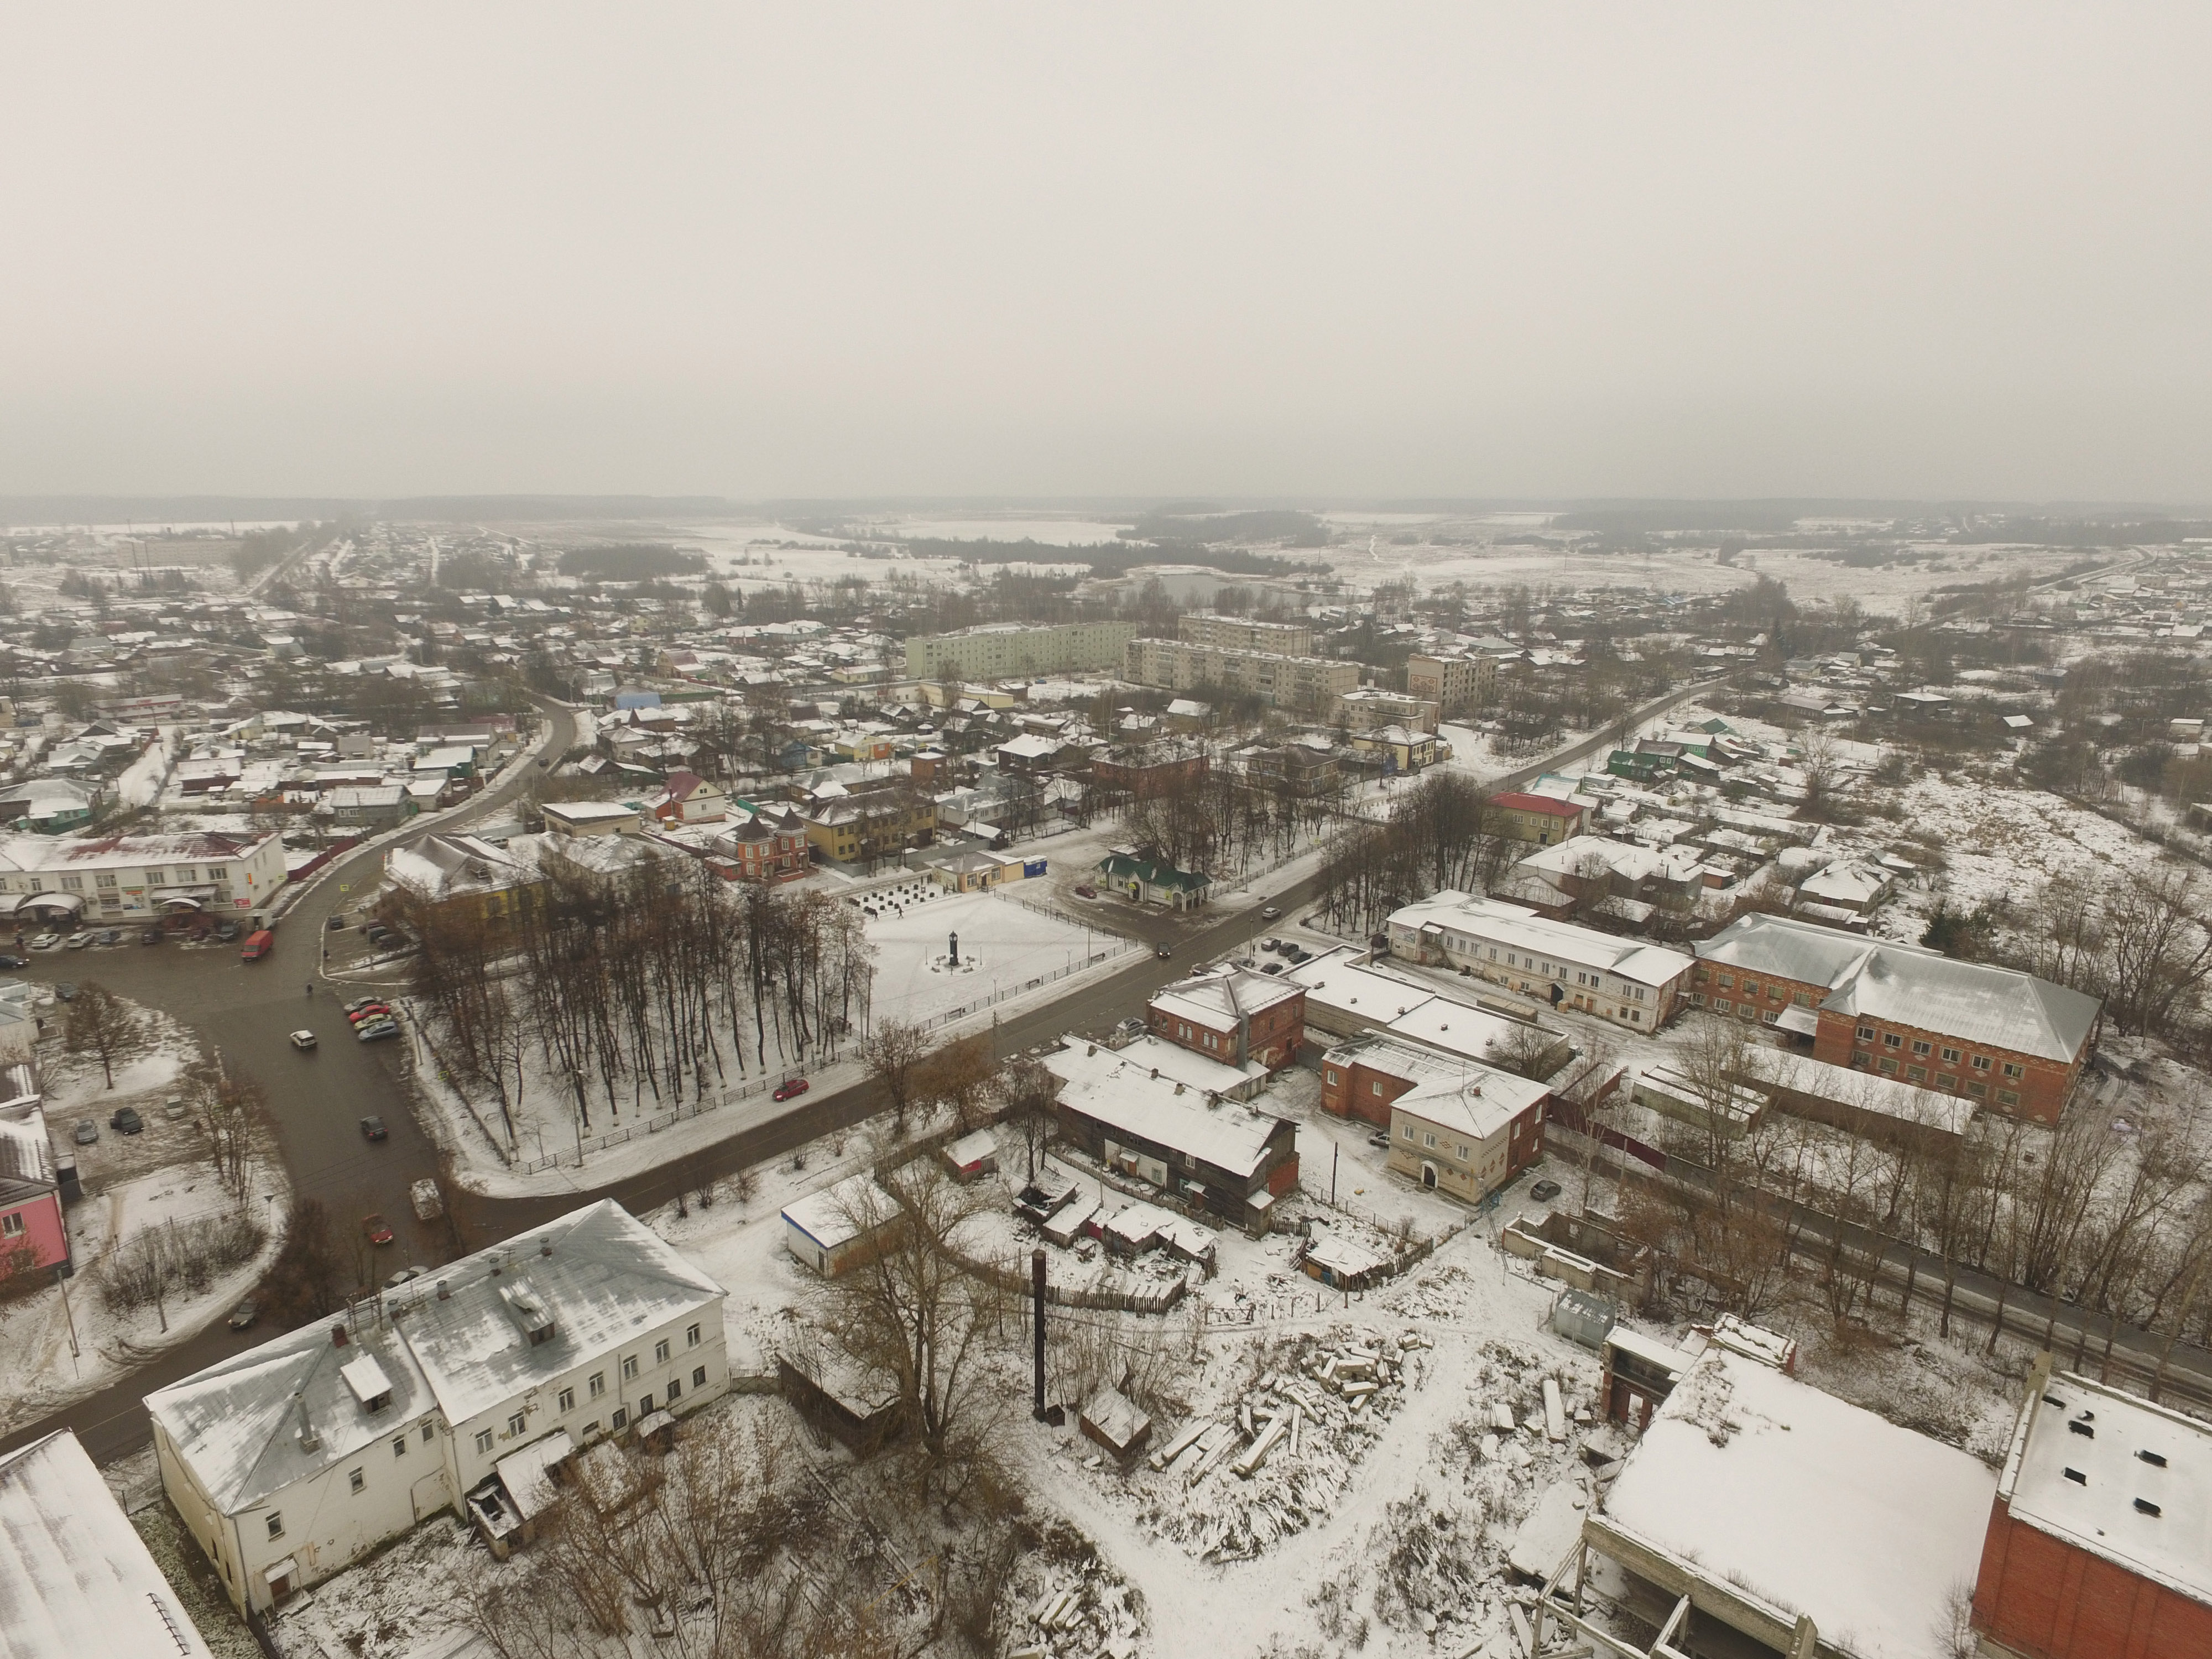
64 981 146 1090
860 1020 932 1135
994 1056 1061 1182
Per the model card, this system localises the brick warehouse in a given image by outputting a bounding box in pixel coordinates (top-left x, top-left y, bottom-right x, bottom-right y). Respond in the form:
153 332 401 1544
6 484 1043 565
1972 1358 2212 1659
1322 1034 1549 1203
1696 914 2099 1123
1147 964 1306 1071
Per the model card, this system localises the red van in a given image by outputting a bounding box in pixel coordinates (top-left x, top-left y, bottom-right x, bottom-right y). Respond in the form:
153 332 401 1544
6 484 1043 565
239 928 275 962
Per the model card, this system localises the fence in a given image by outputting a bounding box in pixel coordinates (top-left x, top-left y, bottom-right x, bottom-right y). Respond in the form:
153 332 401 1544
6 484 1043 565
908 941 1139 1037
513 1073 783 1175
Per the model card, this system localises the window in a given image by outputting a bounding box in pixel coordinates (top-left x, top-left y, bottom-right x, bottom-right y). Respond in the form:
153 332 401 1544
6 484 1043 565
508 1412 526 1437
666 1378 681 1401
267 1513 284 1540
612 1408 628 1430
474 1429 494 1454
583 1421 601 1439
0 1214 20 1239
1936 1073 1958 1090
1968 1081 1988 1098
95 871 116 888
1717 974 1733 989
692 1365 708 1387
393 1436 408 1458
1881 1032 1900 1049
557 1387 575 1413
1912 1040 1931 1057
60 874 81 891
1907 1066 1927 1083
589 1372 606 1399
1878 1057 1899 1075
1400 1124 1413 1139
1325 1069 1338 1086
622 1355 639 1381
1856 1025 1875 1043
1940 1047 1961 1064
1794 991 1814 1006
209 866 227 880
1423 1132 1436 1149
1997 1089 2021 1108
1457 1145 1470 1160
1741 980 1759 997
654 1339 671 1364
421 1423 435 1444
1971 1055 1991 1071
2002 1062 2023 1079
348 1468 364 1494
1372 1081 1384 1097
1764 1009 1780 1024
639 1392 654 1413
1713 999 1732 1014
1851 1052 1871 1069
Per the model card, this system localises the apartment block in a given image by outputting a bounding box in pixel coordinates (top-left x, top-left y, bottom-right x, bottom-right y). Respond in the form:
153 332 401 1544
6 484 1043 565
1177 612 1316 658
902 621 1136 682
1407 651 1500 717
1124 637 1359 712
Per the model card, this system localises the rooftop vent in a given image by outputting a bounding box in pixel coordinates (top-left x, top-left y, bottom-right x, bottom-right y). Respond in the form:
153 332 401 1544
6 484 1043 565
2063 1467 2087 1485
2043 1393 2068 1409
539 1237 551 1259
294 1390 319 1454
331 1324 348 1348
436 1279 450 1301
500 1282 556 1345
2137 1448 2167 1468
2135 1498 2162 1517
2069 1420 2095 1438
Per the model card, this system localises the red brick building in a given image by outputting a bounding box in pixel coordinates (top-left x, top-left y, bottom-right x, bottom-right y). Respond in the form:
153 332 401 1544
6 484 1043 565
1321 1034 1548 1201
1147 967 1305 1071
716 805 811 883
1697 914 2099 1123
1093 746 1209 801
1974 1362 2212 1659
1485 790 1590 846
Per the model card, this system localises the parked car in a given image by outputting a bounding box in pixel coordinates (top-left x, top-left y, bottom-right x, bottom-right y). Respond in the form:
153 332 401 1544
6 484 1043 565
771 1077 810 1102
213 921 241 942
163 1097 187 1120
1530 1178 1562 1203
95 928 121 946
1073 883 1098 898
0 954 24 969
227 1300 257 1331
1368 1130 1392 1150
1261 937 1282 952
357 1019 399 1041
410 1178 444 1222
64 932 90 950
289 1030 317 1051
364 924 391 944
30 933 59 951
72 1119 97 1145
343 995 384 1013
1153 945 1173 959
362 1213 395 1246
1261 905 1282 920
1260 961 1284 975
139 928 160 945
52 982 75 1001
108 1106 144 1135
326 914 346 930
359 1115 388 1141
346 1002 392 1023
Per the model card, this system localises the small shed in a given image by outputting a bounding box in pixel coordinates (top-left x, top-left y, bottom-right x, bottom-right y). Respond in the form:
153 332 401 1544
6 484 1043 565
1015 1170 1081 1226
1300 1226 1390 1291
781 1175 901 1277
1551 1287 1618 1351
1078 1387 1152 1467
1602 1326 1695 1430
1042 1199 1101 1248
941 1128 999 1183
1103 1201 1175 1256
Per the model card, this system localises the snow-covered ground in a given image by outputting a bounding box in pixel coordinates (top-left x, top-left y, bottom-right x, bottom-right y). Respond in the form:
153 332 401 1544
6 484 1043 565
868 888 1123 1029
114 729 175 807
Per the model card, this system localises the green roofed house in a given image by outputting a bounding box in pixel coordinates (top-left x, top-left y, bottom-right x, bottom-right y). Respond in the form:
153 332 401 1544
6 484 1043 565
1097 848 1211 910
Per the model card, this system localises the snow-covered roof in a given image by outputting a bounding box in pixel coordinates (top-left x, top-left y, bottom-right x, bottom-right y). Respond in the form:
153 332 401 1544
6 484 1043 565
149 1202 723 1509
1335 1035 1549 1141
1387 891 1693 989
0 830 272 874
1048 1051 1287 1179
0 1430 215 1658
1999 1370 2212 1604
1147 964 1303 1033
1598 1347 1995 1659
1827 948 2099 1066
1044 1034 1264 1110
781 1174 898 1254
1738 1047 1977 1138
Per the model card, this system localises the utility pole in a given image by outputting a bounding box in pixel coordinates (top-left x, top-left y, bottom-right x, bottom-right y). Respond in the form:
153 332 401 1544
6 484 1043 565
1031 1248 1048 1421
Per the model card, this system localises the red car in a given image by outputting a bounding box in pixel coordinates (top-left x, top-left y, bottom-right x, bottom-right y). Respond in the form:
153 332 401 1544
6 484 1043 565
347 1003 391 1024
362 1213 395 1246
772 1077 810 1102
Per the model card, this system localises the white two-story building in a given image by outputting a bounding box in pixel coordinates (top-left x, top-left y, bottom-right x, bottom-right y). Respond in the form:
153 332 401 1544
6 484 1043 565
147 1200 728 1615
0 831 287 928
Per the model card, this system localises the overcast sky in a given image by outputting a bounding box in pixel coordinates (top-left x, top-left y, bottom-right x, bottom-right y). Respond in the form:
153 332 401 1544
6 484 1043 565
4 6 2209 505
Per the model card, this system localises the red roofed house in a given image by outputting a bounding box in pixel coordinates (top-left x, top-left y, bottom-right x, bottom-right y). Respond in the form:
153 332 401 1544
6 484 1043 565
716 806 810 883
1147 966 1306 1072
1486 791 1590 846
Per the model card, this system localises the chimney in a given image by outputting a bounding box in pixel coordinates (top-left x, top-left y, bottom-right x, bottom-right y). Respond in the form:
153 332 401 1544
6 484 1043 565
331 1323 348 1348
489 1250 503 1276
436 1280 450 1301
539 1237 552 1258
294 1391 320 1454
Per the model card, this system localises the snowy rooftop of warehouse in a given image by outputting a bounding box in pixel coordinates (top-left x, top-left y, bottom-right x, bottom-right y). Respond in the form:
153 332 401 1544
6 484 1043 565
1050 1032 1265 1099
1738 1047 1978 1138
1388 891 1693 988
1597 1347 1995 1659
1148 964 1305 1032
148 1202 722 1506
1047 1047 1287 1178
1352 1037 1550 1141
0 1430 215 1658
2002 1371 2212 1602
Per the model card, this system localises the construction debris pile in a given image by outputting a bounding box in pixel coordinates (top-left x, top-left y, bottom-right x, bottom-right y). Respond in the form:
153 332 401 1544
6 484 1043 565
1128 1324 1434 1562
1003 1533 1144 1659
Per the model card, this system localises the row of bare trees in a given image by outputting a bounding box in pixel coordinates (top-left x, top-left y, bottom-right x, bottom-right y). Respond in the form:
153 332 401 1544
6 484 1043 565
404 862 877 1152
1590 1020 2212 1383
2000 864 2212 1040
1096 749 1349 883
